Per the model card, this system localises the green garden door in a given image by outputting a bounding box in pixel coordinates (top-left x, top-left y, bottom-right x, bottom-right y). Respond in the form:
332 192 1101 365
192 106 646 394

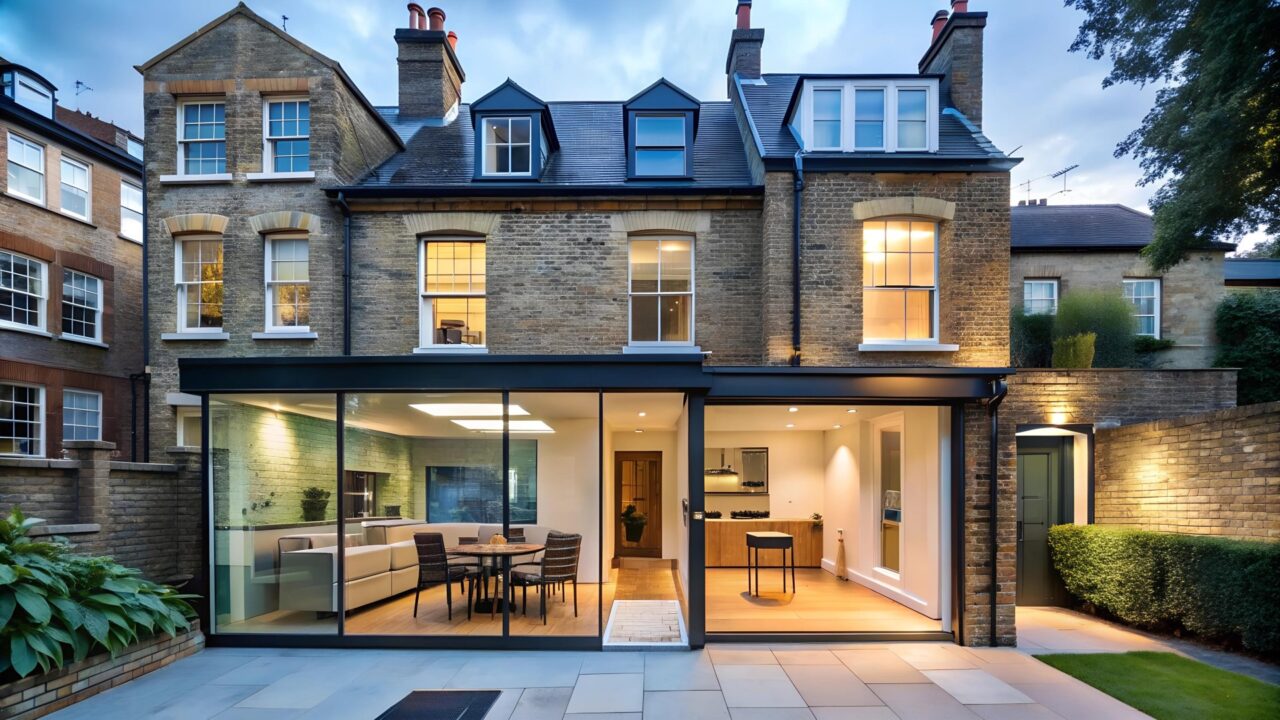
1016 437 1072 606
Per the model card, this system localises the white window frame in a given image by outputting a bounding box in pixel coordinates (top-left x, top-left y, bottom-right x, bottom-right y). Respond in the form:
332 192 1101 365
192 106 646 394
1023 279 1059 316
6 131 45 205
175 406 202 448
0 382 44 457
174 235 224 333
861 219 940 346
176 99 227 177
120 180 143 242
0 249 48 334
799 79 939 154
59 155 91 221
418 238 487 350
263 234 311 333
261 97 311 176
61 388 102 443
480 117 533 177
1124 278 1162 339
61 268 103 343
627 235 696 348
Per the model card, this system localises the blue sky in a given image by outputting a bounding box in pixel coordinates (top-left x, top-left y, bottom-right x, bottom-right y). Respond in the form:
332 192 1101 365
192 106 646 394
4 0 1247 246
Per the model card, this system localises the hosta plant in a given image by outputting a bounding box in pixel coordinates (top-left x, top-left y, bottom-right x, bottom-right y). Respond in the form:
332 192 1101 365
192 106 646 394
0 508 197 679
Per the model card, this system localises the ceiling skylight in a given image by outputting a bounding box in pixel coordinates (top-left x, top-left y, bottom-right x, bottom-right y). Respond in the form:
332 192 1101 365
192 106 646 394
452 419 554 433
411 403 530 417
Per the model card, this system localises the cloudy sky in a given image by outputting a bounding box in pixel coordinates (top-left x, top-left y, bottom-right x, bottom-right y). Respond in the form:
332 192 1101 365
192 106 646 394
1 0 1252 248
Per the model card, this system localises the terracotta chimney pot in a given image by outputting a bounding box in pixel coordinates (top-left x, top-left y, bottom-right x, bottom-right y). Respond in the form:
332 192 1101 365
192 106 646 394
951 0 969 13
427 7 446 32
407 3 425 30
736 0 752 30
931 10 949 42
447 30 458 50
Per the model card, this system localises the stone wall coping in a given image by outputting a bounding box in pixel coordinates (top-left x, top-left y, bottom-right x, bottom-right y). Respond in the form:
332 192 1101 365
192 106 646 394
61 440 117 450
166 447 201 456
0 458 79 470
1098 399 1280 435
28 523 101 536
1015 368 1239 374
108 461 181 473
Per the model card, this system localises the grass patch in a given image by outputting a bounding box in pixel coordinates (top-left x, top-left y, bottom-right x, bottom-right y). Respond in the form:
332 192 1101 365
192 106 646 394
1036 652 1280 720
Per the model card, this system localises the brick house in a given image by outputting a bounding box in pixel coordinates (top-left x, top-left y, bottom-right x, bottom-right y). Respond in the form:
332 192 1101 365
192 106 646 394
1010 202 1234 367
1 59 146 460
133 0 1238 653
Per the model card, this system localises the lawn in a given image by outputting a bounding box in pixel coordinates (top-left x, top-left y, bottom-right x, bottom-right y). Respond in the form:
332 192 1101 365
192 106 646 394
1036 651 1280 720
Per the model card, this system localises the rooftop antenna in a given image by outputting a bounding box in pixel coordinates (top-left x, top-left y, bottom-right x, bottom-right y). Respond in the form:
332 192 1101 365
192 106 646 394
1017 163 1079 205
74 80 93 96
281 14 289 31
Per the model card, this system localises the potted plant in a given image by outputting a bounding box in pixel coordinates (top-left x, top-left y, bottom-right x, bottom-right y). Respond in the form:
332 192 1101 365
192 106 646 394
621 504 648 543
300 486 331 522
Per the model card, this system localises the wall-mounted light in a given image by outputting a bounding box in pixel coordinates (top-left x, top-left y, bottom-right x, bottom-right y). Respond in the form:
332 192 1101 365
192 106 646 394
638 411 647 417
847 409 858 414
785 423 795 429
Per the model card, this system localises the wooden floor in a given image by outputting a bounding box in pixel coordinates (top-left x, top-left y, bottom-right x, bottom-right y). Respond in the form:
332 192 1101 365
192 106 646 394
705 568 942 633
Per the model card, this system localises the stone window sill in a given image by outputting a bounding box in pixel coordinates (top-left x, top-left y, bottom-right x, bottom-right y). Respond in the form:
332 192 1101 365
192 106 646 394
858 342 960 352
119 233 143 245
246 171 316 182
252 331 318 340
412 346 489 355
0 323 53 339
159 173 233 185
61 335 109 349
162 331 230 341
622 344 703 355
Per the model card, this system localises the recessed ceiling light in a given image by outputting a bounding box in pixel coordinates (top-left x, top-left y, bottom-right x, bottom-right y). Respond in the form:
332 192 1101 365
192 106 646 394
832 424 842 429
638 411 647 417
411 403 530 417
785 423 795 428
788 407 799 413
635 428 644 434
452 419 553 433
846 409 858 414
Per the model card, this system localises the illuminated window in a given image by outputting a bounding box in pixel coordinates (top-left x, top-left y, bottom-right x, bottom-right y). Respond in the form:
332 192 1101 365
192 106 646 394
629 237 693 344
862 219 937 343
265 236 309 331
176 236 223 331
421 240 486 347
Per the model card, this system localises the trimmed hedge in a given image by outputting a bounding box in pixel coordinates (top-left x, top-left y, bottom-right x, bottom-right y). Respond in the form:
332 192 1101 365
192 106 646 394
1054 290 1138 368
1214 291 1280 405
1011 309 1055 368
1048 525 1280 656
1052 332 1096 368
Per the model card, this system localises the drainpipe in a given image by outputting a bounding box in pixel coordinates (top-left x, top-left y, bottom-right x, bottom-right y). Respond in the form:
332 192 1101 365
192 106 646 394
337 192 353 356
128 372 144 461
140 164 151 463
984 379 1007 647
790 150 805 366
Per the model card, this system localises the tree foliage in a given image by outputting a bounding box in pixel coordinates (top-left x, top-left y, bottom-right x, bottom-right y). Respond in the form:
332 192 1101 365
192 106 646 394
1054 290 1138 367
1066 0 1280 271
1214 291 1280 405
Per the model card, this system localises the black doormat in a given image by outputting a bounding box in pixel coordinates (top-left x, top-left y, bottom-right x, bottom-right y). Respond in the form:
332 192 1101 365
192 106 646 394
375 690 501 719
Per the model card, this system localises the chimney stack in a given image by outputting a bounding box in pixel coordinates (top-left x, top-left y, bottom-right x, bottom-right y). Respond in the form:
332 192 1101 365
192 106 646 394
919 2 986 127
726 0 765 97
396 4 466 117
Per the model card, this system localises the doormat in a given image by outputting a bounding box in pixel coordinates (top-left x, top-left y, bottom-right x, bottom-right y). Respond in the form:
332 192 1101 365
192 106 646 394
375 689 501 719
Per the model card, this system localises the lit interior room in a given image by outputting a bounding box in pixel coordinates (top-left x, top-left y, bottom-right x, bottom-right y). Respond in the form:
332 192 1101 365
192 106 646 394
702 404 950 635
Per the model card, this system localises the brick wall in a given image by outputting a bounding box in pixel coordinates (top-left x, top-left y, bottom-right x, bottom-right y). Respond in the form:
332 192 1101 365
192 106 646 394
963 401 1016 646
1093 401 1280 539
0 623 203 719
1011 250 1227 368
761 171 1011 367
1004 369 1237 427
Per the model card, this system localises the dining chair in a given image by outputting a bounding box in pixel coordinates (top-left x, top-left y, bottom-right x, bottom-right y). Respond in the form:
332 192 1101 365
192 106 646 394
413 532 476 621
511 532 582 624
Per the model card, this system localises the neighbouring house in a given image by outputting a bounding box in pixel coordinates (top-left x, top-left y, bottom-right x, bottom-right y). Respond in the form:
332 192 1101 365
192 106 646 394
0 58 146 460
1224 257 1280 290
1010 201 1234 368
15 0 1229 657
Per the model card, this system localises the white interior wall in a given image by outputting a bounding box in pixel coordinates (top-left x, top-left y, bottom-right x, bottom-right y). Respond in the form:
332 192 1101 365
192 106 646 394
704 430 825 520
532 419 601 583
676 403 690 608
601 427 615 577
610 430 679 560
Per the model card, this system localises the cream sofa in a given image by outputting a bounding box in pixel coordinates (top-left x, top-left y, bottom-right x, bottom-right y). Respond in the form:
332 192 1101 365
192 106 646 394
278 522 554 614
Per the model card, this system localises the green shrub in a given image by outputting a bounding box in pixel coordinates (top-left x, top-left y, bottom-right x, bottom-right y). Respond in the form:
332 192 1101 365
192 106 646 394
1011 309 1055 367
1049 525 1280 655
1133 335 1176 368
1052 332 1096 368
1214 292 1280 405
0 508 196 679
1054 291 1138 367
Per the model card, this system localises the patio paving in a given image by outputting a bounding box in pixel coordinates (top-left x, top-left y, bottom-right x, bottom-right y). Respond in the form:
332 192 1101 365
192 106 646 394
47 642 1152 719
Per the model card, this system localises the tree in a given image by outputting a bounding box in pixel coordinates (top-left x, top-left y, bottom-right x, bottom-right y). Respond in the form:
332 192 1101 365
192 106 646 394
1236 236 1280 259
1066 0 1280 272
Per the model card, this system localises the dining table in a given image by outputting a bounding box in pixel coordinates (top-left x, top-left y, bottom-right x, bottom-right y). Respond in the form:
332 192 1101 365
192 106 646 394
447 542 545 615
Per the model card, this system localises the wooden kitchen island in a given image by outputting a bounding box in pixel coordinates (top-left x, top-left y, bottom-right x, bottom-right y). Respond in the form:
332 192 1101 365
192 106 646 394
706 519 823 567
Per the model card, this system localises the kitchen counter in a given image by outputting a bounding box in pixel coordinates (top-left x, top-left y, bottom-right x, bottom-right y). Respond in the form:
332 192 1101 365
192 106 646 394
706 518 823 567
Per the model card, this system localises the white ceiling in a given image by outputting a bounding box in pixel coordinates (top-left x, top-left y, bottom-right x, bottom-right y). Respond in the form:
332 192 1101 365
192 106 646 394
706 404 900 433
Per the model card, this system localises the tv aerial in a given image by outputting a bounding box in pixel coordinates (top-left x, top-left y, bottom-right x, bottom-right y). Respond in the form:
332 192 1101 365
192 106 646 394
1017 164 1079 204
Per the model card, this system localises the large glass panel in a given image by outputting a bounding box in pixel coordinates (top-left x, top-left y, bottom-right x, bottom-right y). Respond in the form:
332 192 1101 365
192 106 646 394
342 392 503 637
812 89 842 148
210 393 338 635
897 89 928 150
854 89 885 148
509 392 600 637
879 428 902 572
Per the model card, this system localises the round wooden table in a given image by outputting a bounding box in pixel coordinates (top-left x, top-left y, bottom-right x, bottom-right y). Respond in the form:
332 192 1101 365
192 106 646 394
447 543 544 615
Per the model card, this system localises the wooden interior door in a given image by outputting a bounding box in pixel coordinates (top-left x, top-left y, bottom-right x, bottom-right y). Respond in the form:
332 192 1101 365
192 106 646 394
616 451 662 558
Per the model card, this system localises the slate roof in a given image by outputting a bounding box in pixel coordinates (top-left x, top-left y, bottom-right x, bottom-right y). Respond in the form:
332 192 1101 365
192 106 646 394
1011 203 1235 252
735 73 1012 169
1225 258 1280 285
351 101 754 192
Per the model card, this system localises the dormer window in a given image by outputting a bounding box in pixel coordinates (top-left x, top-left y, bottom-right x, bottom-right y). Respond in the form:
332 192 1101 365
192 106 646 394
482 117 532 176
2 67 55 119
633 115 688 176
797 79 938 153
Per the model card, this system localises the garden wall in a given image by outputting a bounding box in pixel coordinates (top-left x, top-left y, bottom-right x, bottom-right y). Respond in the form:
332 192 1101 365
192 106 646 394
1094 401 1280 540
